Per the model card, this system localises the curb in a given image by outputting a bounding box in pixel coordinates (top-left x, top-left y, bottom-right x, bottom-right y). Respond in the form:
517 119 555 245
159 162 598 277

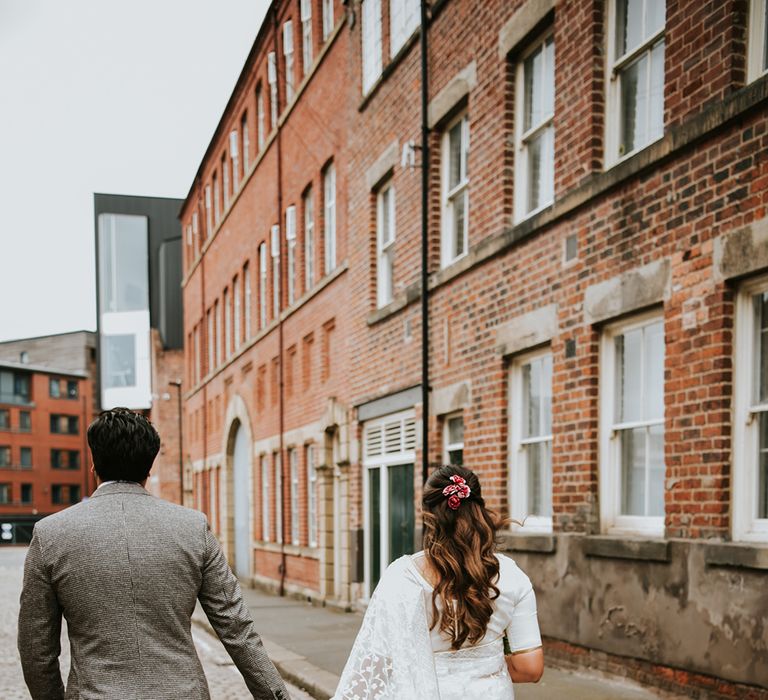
192 610 339 700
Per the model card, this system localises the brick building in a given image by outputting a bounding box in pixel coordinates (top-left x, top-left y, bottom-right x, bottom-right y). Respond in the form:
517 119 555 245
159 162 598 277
0 332 97 542
181 0 768 695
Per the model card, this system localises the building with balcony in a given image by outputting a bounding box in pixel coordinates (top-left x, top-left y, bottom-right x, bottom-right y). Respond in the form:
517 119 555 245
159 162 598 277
0 347 94 542
180 0 768 695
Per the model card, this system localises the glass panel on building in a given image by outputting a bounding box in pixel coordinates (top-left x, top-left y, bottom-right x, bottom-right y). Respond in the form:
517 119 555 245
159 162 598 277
97 214 150 313
103 334 137 388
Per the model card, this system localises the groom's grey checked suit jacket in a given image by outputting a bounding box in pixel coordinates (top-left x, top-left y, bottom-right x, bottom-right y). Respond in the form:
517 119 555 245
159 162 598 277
17 481 290 700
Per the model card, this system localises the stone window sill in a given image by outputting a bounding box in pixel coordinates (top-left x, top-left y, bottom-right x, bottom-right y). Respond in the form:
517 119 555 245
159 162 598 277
498 533 556 554
703 542 768 571
254 540 320 560
583 536 670 563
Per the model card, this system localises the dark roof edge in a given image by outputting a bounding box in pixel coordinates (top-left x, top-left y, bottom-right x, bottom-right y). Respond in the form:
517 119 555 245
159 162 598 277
0 330 96 345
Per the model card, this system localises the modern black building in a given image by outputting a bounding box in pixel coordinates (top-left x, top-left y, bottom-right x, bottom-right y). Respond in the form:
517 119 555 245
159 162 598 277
93 194 184 410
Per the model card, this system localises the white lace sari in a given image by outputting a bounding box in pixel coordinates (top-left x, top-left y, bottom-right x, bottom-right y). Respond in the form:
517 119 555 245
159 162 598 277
332 556 441 699
333 553 538 700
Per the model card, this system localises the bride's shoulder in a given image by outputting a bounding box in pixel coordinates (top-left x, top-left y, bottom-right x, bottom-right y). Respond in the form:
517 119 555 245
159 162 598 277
494 552 534 590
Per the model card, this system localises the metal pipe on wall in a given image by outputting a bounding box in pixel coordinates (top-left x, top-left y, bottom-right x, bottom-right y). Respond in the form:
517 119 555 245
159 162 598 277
273 5 288 598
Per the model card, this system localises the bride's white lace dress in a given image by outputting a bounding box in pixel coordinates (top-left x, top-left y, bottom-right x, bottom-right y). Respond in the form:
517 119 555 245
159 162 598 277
333 551 541 700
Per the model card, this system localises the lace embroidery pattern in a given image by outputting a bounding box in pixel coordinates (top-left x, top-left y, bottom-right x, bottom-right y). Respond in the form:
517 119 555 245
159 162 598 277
333 557 441 699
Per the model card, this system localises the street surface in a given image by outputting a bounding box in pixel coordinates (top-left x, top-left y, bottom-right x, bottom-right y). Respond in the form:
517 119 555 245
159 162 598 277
0 547 312 700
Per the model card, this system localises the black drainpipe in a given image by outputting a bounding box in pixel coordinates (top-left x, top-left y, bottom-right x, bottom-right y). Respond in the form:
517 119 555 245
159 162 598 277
273 6 288 598
420 0 430 485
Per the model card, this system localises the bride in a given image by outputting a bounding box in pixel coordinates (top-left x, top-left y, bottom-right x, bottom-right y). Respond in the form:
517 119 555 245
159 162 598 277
334 465 544 699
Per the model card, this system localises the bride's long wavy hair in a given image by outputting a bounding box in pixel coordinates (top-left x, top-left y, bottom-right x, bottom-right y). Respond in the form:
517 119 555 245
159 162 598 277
421 465 507 650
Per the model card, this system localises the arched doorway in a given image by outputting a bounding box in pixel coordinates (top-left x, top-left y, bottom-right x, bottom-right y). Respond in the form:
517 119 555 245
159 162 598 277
231 422 251 579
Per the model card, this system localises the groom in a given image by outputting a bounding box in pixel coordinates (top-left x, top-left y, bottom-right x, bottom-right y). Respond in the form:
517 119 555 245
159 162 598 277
17 407 289 700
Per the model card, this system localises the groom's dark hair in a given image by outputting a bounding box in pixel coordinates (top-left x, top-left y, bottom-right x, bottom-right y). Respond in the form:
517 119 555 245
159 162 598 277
87 408 160 482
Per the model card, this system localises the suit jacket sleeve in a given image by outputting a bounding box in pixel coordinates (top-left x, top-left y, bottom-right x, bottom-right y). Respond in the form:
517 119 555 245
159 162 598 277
197 518 290 700
17 528 65 700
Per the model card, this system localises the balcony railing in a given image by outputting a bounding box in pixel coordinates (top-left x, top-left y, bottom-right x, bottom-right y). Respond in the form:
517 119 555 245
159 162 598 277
0 394 33 407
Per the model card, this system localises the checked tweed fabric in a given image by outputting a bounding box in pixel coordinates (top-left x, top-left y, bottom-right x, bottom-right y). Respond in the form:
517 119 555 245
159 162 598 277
17 481 290 700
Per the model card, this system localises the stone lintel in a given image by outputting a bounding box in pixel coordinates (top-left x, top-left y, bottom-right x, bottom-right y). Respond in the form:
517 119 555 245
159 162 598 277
432 380 471 416
498 0 555 59
365 140 399 191
713 216 768 282
584 260 670 325
427 61 477 129
496 304 558 356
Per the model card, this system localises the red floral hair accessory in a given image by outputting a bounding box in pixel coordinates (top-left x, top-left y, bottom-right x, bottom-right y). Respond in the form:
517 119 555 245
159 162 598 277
442 474 471 510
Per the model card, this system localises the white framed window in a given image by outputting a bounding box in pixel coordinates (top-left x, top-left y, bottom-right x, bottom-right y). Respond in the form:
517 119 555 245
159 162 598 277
205 185 213 236
206 308 214 374
192 212 199 246
733 275 768 541
241 113 250 173
323 163 336 274
362 410 417 598
257 86 266 149
224 288 231 358
390 0 419 56
606 0 665 164
261 455 270 542
268 52 278 128
444 414 464 466
301 0 313 74
361 0 383 93
215 300 222 366
441 113 469 267
222 155 230 209
275 451 283 544
271 224 281 318
376 183 395 308
194 325 201 383
289 447 299 545
509 349 553 532
230 130 240 192
233 275 241 350
322 0 334 40
748 0 768 82
283 21 295 103
600 312 665 536
304 187 315 290
286 206 297 305
244 262 252 340
515 34 555 222
213 174 221 224
306 443 318 547
259 242 267 328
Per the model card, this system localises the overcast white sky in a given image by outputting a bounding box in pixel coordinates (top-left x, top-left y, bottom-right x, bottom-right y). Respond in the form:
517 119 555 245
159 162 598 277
0 0 269 342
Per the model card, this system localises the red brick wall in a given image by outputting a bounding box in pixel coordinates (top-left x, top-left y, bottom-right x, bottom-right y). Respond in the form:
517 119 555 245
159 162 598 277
179 1 768 689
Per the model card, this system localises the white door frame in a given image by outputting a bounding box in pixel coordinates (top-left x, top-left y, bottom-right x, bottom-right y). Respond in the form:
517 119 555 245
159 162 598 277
362 409 416 600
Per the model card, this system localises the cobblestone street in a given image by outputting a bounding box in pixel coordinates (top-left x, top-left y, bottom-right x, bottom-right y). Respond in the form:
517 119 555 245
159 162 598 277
0 547 312 699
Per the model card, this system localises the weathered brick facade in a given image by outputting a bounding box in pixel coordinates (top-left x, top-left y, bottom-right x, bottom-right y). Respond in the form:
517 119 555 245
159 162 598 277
182 0 768 694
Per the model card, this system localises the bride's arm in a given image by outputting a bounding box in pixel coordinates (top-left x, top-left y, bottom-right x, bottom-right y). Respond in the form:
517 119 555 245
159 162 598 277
505 647 544 683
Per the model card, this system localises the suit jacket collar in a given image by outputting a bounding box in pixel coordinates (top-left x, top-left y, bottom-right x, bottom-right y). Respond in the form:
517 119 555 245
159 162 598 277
90 481 150 498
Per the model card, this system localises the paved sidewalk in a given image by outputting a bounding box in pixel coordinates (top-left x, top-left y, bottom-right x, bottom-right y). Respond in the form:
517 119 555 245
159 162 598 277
194 583 667 700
